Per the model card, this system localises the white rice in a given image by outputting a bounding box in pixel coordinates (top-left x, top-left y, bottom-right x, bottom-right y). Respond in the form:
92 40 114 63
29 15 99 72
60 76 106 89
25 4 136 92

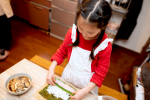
47 85 70 100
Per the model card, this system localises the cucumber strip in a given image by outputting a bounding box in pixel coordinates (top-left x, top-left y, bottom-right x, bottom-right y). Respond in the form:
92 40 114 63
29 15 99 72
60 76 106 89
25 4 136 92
54 83 75 96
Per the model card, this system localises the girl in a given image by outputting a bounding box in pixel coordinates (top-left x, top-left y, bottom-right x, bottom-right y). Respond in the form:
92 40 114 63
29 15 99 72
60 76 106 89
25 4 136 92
47 0 112 99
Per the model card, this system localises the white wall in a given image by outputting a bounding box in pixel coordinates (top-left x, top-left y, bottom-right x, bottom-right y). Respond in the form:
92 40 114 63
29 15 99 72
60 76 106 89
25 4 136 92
113 0 150 53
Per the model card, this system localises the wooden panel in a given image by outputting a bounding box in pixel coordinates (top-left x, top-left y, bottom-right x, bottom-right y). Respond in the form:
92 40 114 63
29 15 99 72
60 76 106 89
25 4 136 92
52 0 64 8
99 85 127 100
11 3 22 18
28 2 49 30
20 0 30 21
40 0 51 8
51 6 75 26
30 55 64 76
63 0 77 12
51 20 70 39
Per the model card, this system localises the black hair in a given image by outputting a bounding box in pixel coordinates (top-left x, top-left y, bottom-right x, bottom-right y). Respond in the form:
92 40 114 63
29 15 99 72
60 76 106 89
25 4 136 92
71 0 112 60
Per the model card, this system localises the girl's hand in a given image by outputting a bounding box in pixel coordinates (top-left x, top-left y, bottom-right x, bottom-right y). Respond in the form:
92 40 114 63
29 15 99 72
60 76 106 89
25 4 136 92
46 61 57 85
46 69 56 85
70 89 87 100
70 82 97 100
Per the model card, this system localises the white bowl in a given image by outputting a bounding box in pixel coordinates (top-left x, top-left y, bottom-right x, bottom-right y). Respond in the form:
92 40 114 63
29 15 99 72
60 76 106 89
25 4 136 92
5 73 32 95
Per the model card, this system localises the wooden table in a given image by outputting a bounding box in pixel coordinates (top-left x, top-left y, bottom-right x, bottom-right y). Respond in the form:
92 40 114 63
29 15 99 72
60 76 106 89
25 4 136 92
0 58 48 100
0 55 127 100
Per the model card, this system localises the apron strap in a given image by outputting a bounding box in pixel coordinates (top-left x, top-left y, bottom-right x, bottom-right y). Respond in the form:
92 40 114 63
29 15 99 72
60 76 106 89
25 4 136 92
94 38 113 56
71 24 77 43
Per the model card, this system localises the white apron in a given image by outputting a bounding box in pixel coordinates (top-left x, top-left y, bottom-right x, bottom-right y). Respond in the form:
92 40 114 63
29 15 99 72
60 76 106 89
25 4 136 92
61 24 113 95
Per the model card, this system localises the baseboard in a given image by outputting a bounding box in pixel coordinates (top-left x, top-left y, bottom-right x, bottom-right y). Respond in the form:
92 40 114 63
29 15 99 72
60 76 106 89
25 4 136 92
112 44 140 57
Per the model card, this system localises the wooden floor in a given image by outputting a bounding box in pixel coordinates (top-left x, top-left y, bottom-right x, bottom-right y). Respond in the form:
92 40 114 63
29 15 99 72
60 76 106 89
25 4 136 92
0 17 140 92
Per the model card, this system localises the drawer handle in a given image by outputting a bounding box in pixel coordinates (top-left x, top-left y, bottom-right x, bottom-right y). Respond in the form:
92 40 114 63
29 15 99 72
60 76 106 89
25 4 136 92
34 6 43 10
22 0 28 3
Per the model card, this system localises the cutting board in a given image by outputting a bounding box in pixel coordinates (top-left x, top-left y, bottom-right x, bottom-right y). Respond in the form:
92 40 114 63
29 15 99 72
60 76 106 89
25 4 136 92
33 75 98 100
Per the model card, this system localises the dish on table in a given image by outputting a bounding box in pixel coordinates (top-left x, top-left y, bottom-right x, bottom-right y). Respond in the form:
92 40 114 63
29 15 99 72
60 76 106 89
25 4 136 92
5 73 32 95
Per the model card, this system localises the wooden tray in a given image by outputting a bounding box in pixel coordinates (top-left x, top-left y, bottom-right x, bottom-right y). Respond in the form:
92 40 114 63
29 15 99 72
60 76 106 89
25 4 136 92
33 75 98 100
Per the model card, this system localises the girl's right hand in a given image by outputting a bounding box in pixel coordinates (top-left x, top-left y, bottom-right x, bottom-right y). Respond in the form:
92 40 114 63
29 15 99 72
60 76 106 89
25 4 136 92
46 60 57 85
46 69 56 85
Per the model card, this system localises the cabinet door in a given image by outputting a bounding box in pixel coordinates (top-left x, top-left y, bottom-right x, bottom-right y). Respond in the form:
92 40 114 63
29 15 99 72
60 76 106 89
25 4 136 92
28 2 49 30
20 0 30 21
52 0 64 8
51 6 75 27
51 20 70 39
11 3 22 18
63 0 77 13
39 0 51 8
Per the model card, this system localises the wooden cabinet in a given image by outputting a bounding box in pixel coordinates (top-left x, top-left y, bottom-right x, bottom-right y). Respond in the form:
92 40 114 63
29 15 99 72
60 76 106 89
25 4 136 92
11 3 22 18
11 0 30 21
51 20 70 39
20 0 30 21
28 2 49 30
51 6 75 26
39 0 51 8
63 0 77 12
11 0 51 30
52 0 63 8
51 0 78 39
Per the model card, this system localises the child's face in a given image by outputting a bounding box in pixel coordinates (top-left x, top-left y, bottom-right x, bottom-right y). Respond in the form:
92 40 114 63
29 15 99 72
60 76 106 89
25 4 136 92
77 15 101 40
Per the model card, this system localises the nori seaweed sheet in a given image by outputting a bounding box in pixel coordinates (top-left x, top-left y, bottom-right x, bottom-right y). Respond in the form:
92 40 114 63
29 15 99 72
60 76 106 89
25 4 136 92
39 85 63 100
39 79 76 100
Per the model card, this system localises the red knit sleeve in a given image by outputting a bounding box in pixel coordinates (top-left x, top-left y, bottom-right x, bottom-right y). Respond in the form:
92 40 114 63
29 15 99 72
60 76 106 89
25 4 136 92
90 42 112 87
51 28 72 65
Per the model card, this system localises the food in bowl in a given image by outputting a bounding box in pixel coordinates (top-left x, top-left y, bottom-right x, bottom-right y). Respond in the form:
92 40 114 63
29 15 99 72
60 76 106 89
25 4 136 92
7 76 31 93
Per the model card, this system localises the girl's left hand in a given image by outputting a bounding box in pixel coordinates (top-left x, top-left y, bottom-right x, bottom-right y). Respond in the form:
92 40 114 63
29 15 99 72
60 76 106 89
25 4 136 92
70 89 87 100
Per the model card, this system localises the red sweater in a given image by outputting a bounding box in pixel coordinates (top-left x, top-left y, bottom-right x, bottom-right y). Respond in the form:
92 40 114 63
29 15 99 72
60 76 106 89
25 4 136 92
51 28 112 87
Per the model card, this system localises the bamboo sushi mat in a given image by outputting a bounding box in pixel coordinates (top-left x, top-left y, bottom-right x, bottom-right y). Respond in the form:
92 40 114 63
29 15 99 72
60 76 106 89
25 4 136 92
33 75 98 100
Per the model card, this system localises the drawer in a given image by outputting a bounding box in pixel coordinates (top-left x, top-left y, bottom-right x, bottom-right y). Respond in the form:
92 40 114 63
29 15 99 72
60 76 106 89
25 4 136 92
51 6 75 26
52 0 63 8
11 3 22 18
51 20 70 39
63 0 77 12
20 0 30 21
28 2 49 30
40 0 51 8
